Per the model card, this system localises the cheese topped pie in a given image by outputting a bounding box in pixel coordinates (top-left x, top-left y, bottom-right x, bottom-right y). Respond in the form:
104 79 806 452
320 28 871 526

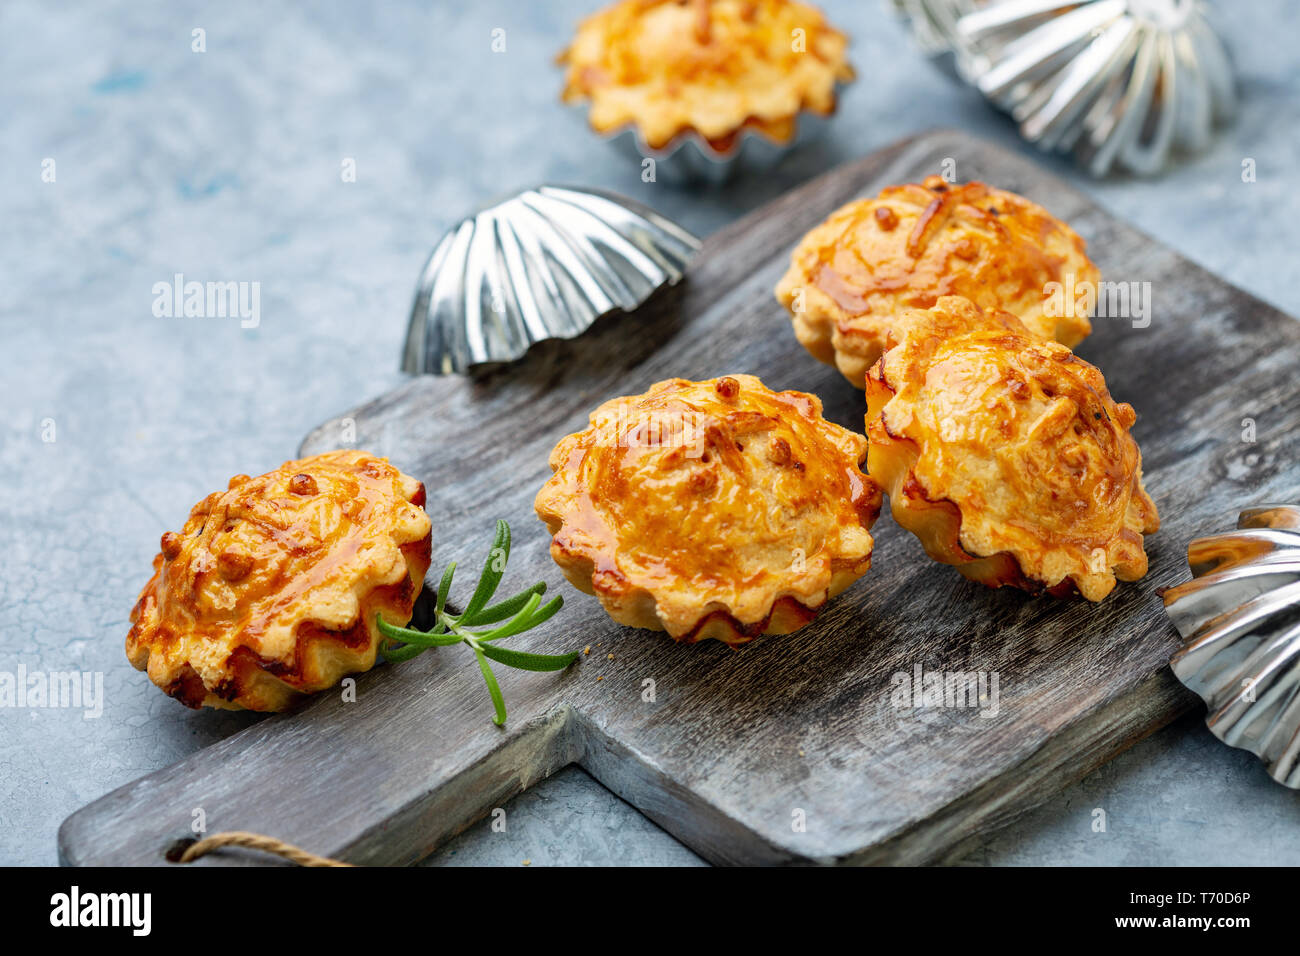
559 0 853 153
126 450 432 711
535 375 881 645
776 175 1099 387
865 297 1158 601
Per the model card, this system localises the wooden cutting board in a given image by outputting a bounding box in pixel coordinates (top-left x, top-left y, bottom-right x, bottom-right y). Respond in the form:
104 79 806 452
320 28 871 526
60 129 1300 866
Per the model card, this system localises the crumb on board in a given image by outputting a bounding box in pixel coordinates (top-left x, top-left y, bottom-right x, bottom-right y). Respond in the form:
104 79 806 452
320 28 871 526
522 859 531 866
583 645 591 655
607 653 614 660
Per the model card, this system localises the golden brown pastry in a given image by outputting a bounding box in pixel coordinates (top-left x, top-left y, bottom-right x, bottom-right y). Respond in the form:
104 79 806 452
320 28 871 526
126 451 432 711
776 175 1099 387
535 375 881 645
559 0 853 153
865 297 1158 601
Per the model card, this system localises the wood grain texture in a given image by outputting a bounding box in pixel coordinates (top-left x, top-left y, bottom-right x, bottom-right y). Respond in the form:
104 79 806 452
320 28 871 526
60 130 1300 866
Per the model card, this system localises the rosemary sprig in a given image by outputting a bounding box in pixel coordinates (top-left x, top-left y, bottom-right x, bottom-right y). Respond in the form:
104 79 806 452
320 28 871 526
376 519 578 726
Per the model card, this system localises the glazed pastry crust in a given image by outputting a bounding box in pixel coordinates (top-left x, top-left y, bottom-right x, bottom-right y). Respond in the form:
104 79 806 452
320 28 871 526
865 297 1158 602
776 175 1099 387
559 0 853 152
535 375 881 645
126 451 432 711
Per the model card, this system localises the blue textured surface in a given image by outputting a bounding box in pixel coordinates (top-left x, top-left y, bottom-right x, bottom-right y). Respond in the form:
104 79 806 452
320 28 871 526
3 0 1299 866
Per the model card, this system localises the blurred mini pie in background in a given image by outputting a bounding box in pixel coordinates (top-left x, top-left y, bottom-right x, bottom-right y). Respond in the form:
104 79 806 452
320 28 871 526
559 0 853 156
776 175 1099 387
535 375 881 645
865 296 1158 602
126 451 432 711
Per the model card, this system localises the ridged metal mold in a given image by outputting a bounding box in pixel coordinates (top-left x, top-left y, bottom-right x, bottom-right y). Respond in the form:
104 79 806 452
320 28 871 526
889 0 971 60
1163 504 1300 788
600 108 836 186
891 0 1236 176
401 186 700 375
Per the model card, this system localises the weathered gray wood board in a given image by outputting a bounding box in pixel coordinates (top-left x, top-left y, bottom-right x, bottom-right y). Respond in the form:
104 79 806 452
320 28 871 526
61 130 1300 866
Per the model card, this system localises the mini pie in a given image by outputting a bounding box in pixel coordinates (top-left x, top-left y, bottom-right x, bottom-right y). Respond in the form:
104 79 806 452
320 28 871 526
558 0 853 153
126 450 432 711
535 375 881 645
776 175 1100 387
865 297 1158 601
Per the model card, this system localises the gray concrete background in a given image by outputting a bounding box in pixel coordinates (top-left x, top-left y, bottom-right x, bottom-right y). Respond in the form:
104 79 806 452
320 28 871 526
2 0 1298 867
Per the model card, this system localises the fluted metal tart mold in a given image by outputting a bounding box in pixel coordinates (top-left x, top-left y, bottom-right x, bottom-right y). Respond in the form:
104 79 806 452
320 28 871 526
889 0 970 60
1162 504 1300 788
890 0 1236 176
593 94 842 186
402 186 700 375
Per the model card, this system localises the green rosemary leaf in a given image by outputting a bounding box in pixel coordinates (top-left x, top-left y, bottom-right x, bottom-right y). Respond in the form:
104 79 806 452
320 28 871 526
478 593 565 642
435 561 456 619
406 631 464 648
376 615 414 644
458 581 547 627
461 519 509 621
479 643 579 672
376 615 461 648
475 592 545 641
474 648 508 726
379 642 425 664
523 594 564 630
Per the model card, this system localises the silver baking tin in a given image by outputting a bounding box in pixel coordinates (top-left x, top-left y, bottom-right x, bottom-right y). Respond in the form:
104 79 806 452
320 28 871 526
1163 504 1300 788
891 0 1235 176
401 185 700 375
888 0 970 65
594 98 840 186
